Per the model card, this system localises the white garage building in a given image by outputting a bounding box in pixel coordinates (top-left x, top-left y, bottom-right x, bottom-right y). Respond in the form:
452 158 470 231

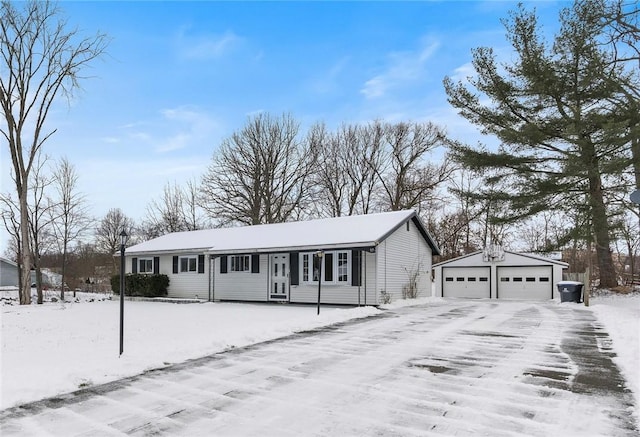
433 249 568 300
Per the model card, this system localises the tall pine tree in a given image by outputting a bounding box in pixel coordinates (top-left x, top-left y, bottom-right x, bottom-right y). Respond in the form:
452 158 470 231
443 1 638 288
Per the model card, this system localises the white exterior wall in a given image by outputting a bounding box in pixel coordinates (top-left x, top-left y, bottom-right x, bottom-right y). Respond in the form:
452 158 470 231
123 254 209 299
376 220 433 304
434 252 566 299
212 255 269 302
289 251 377 305
162 255 209 300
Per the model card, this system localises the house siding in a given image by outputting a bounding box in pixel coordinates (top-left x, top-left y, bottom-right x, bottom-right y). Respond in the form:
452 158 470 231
125 254 209 300
0 259 19 287
289 251 377 305
376 220 433 303
163 254 209 299
213 255 269 302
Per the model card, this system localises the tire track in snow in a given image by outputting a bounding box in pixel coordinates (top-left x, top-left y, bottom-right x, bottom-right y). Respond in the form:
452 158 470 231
0 301 636 436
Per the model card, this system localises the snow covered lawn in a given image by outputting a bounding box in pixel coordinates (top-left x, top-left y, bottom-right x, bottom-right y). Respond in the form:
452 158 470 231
589 291 640 411
1 292 379 409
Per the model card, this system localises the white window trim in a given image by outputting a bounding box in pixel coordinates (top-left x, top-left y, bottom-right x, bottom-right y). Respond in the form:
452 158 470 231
179 255 198 273
230 255 251 273
301 251 350 285
138 257 154 274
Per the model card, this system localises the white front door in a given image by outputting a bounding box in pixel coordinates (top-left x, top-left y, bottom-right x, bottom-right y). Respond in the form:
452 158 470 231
270 254 289 301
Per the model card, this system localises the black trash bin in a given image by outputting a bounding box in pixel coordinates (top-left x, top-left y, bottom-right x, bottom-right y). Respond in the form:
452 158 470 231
557 281 583 303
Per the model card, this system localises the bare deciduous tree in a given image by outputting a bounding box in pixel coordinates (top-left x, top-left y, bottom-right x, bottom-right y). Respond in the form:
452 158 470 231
0 193 23 290
28 153 57 304
49 157 91 299
141 179 210 239
309 122 384 217
376 121 452 212
95 208 135 274
200 113 316 226
0 0 108 304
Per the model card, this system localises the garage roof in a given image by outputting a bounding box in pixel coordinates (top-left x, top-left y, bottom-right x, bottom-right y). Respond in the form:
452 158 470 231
433 250 569 267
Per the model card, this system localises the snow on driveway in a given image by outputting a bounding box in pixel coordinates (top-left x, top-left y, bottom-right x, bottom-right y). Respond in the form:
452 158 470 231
1 300 636 436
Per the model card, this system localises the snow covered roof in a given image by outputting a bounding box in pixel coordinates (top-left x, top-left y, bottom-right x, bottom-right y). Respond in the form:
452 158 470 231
125 210 440 256
0 257 18 267
433 250 569 267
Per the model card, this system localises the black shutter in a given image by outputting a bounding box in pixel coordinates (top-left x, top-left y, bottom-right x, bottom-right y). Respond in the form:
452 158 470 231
324 252 333 282
351 250 361 286
251 254 260 273
290 252 299 285
220 255 228 274
132 257 137 274
153 257 160 274
198 255 205 274
172 256 178 274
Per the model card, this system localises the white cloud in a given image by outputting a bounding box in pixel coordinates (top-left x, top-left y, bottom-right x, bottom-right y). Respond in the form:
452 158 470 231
177 29 241 60
361 37 441 100
449 62 476 83
310 57 350 95
153 106 220 153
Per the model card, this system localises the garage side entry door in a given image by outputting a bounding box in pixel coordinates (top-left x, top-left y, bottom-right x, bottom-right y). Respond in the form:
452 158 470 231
442 267 490 298
497 266 553 300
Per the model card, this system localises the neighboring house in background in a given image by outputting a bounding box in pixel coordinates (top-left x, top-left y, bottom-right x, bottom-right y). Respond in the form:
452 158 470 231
0 257 19 287
123 210 440 305
29 269 63 289
433 248 569 300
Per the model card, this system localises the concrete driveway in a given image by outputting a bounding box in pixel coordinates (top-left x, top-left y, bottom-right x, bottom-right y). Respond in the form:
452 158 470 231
1 300 637 436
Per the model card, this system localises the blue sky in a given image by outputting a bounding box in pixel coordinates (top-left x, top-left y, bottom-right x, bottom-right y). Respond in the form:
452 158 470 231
1 0 568 250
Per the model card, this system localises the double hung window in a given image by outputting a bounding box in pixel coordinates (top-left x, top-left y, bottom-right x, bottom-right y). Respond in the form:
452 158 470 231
301 251 350 284
139 258 153 274
180 256 197 273
231 255 250 272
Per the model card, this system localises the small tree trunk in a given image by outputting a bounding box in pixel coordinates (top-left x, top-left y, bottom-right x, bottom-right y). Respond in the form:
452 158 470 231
36 265 43 304
60 250 66 301
19 191 31 305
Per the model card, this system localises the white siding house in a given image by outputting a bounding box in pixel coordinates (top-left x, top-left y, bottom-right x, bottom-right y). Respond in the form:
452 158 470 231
433 249 568 300
123 210 440 305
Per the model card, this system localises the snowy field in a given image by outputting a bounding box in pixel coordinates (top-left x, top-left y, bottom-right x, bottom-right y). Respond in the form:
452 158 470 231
588 291 640 413
0 289 379 410
1 287 639 431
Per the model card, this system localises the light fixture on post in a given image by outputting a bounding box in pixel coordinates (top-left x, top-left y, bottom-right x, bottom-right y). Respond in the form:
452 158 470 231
119 229 128 356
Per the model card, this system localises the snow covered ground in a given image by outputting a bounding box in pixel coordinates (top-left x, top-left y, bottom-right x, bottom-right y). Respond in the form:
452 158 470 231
588 291 640 412
1 288 638 433
0 289 379 410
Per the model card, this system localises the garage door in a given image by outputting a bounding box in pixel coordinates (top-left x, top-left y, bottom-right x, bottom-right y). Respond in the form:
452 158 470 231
497 266 553 300
442 267 490 298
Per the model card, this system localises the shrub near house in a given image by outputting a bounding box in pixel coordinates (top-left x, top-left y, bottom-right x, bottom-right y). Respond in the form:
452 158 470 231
110 274 169 297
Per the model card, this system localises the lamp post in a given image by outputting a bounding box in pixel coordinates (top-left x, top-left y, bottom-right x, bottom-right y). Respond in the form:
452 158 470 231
316 251 323 315
119 229 128 356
